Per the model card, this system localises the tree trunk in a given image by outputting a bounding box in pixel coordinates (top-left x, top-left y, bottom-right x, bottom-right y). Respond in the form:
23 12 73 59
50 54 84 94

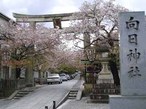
109 60 120 86
16 67 21 79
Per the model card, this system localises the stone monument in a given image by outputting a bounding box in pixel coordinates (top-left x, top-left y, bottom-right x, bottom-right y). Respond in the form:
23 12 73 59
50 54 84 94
110 11 146 109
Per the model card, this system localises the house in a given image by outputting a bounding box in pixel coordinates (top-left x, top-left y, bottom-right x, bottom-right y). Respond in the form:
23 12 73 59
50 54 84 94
0 13 12 80
0 13 23 98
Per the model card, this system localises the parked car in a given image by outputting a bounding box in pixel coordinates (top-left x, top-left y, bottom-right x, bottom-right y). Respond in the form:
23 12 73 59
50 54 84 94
70 74 75 79
47 74 62 84
66 74 71 80
59 73 68 81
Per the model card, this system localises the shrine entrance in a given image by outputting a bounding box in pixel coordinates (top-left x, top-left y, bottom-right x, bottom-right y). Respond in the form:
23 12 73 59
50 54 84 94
13 12 75 86
13 12 120 103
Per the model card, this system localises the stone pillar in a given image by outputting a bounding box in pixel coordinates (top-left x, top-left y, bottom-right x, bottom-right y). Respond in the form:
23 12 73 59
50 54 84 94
25 64 34 87
83 32 90 49
24 21 36 87
110 12 146 109
29 21 36 30
83 32 91 82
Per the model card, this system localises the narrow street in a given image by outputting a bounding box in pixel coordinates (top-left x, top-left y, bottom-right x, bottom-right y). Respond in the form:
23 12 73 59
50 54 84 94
0 77 79 109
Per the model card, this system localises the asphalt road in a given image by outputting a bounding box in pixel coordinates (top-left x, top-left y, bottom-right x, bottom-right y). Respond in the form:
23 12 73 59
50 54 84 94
0 77 79 109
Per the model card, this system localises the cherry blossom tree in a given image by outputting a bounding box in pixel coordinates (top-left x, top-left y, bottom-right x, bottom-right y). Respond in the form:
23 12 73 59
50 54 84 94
66 0 128 49
64 0 128 85
46 44 83 73
0 21 62 78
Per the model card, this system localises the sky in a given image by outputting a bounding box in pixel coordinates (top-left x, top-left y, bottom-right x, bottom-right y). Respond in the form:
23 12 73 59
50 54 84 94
1 0 146 48
1 0 146 20
0 0 93 19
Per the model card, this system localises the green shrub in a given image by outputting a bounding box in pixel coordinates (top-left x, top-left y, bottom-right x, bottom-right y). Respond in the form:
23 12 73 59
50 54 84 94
83 83 93 97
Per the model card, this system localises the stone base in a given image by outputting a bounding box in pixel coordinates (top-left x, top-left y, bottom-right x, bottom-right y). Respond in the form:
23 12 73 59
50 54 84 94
98 72 113 79
97 73 114 84
109 95 146 109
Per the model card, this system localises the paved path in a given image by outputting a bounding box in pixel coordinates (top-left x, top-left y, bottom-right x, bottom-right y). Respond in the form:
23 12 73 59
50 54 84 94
58 97 110 109
0 75 110 109
0 77 79 109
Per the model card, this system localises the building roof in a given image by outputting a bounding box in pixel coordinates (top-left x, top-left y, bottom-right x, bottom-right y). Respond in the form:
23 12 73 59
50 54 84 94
0 12 11 21
0 12 16 25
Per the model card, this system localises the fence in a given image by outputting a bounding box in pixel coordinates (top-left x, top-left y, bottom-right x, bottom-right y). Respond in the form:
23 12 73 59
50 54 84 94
0 79 26 97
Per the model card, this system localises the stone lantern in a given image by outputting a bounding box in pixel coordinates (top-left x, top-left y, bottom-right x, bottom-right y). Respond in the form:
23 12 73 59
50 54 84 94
96 46 114 84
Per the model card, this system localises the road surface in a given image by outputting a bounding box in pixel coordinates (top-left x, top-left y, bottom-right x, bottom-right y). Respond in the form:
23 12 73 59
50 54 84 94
0 77 79 109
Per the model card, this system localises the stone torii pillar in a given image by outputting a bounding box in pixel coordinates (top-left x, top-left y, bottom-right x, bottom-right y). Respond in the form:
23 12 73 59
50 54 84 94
29 21 36 29
25 21 36 86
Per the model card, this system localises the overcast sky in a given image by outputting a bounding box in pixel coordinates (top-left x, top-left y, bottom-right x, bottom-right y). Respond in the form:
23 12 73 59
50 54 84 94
1 0 146 48
1 0 146 20
0 0 93 19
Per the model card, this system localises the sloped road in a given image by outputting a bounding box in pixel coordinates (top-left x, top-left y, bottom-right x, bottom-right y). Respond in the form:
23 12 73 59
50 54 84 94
0 77 79 109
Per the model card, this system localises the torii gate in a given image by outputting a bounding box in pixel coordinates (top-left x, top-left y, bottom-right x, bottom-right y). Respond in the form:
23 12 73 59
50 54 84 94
13 13 74 29
13 12 90 45
13 12 91 84
13 12 113 84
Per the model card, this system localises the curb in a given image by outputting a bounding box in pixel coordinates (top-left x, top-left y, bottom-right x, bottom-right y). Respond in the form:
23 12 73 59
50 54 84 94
48 91 70 109
56 92 70 108
76 83 84 100
49 79 84 109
